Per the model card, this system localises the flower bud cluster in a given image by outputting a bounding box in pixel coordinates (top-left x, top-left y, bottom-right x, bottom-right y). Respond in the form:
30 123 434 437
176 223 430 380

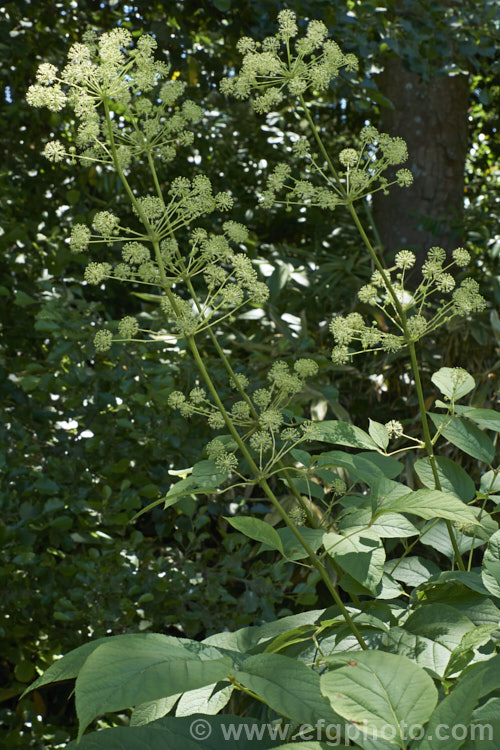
168 359 320 476
220 10 358 114
27 29 200 168
330 246 485 365
260 125 413 212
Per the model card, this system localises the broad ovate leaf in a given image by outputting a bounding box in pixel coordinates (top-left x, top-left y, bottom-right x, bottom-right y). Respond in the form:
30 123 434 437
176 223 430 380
321 651 437 748
431 367 475 401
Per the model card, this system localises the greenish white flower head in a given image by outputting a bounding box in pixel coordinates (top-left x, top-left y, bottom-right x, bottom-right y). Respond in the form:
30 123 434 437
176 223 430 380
221 10 358 114
330 245 486 365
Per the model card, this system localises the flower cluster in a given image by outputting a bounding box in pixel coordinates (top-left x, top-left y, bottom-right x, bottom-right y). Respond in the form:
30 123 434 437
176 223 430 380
338 126 413 200
330 246 485 364
220 10 358 114
27 28 200 168
259 124 413 212
167 359 321 476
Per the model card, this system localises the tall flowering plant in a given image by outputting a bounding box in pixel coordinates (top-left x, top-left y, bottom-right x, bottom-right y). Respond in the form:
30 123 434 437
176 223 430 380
23 14 499 749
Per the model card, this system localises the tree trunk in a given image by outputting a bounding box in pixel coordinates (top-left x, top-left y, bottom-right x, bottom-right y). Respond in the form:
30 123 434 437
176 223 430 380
372 57 469 266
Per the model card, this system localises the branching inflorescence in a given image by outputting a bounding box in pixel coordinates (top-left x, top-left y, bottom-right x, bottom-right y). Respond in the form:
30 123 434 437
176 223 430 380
27 10 489 629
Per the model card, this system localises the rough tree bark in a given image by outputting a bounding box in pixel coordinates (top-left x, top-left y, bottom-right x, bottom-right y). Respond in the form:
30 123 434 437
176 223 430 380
372 57 469 266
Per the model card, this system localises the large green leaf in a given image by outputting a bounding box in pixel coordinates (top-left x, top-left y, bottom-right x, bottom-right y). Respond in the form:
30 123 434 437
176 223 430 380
74 635 233 739
368 419 389 451
260 526 324 561
461 697 500 749
313 421 378 450
67 714 284 749
323 531 385 594
321 651 438 748
377 489 480 524
339 510 418 539
130 696 179 727
428 413 495 464
21 636 117 698
192 459 228 487
224 516 284 553
233 653 341 727
388 556 441 587
402 603 476 673
445 624 496 678
419 519 484 558
414 456 476 501
412 655 500 750
481 529 500 598
447 405 500 433
175 682 233 717
431 367 475 401
381 627 454 679
317 450 402 485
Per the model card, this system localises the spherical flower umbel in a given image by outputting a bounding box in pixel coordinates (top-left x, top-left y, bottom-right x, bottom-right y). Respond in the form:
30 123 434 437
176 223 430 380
395 250 416 270
396 169 413 187
84 262 112 285
122 242 150 265
168 391 186 409
118 316 139 338
277 9 298 39
385 420 404 438
36 63 59 85
358 284 379 305
92 211 120 236
43 141 66 162
94 329 113 352
294 359 319 379
339 148 358 168
69 224 91 252
331 345 351 365
452 247 471 267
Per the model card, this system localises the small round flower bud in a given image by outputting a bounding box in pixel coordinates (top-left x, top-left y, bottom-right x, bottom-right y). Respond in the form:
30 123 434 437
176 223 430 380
122 242 150 264
280 427 299 442
435 273 455 293
215 452 239 473
259 408 284 431
36 63 58 85
249 431 273 452
230 374 249 391
329 477 346 496
189 387 206 404
206 439 225 458
252 388 271 409
277 9 298 39
396 168 413 187
358 284 379 305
